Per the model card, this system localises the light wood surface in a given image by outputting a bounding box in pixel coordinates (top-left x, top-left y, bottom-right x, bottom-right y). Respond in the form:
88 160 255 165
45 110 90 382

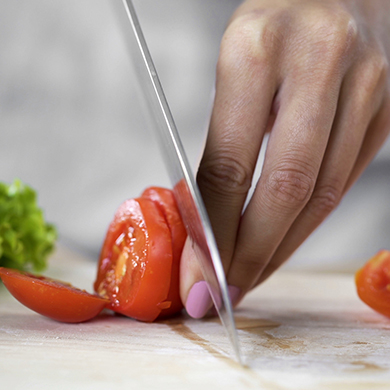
1 246 390 389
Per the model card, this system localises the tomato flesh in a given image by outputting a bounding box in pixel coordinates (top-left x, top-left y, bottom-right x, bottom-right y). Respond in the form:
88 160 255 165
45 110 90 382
0 267 109 323
141 187 186 317
355 250 390 318
94 197 179 322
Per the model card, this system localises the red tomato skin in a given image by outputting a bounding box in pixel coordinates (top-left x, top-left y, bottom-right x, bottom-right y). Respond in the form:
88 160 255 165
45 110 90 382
141 187 186 317
355 250 390 318
94 197 174 322
0 267 109 323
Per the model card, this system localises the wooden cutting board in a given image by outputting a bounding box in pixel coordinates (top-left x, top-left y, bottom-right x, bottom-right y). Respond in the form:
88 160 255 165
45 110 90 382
1 245 389 390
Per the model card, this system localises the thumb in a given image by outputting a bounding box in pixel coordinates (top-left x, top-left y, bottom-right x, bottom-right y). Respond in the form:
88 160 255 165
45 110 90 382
180 237 213 318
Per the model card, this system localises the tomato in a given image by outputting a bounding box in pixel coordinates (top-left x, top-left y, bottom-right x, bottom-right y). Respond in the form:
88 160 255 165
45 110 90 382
0 267 109 323
0 187 186 324
355 250 390 318
141 187 186 317
94 194 184 322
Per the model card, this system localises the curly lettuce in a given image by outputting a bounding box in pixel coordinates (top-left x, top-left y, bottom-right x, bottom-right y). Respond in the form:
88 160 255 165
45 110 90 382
0 179 57 271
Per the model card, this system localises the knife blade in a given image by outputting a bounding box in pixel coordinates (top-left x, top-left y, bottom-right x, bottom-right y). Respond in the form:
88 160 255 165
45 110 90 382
117 0 242 363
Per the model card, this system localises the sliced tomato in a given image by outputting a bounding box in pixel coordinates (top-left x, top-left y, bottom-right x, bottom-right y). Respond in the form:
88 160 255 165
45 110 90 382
0 267 109 323
141 187 186 317
355 250 390 318
94 196 178 322
0 187 186 324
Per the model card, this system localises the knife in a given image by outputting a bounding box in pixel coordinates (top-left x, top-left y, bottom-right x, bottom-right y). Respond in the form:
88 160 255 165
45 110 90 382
117 0 242 363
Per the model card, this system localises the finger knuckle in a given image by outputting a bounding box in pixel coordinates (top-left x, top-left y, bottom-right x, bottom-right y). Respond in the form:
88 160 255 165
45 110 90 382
301 7 358 70
363 51 389 90
349 49 390 111
307 181 343 219
218 11 282 77
218 22 257 77
328 15 358 56
197 153 252 196
265 165 315 210
312 9 357 52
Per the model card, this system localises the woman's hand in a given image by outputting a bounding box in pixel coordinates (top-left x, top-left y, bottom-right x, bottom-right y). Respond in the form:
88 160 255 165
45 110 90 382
181 0 390 318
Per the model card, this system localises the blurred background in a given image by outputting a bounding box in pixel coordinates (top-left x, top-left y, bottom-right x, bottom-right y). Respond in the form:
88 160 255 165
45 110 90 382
0 0 389 272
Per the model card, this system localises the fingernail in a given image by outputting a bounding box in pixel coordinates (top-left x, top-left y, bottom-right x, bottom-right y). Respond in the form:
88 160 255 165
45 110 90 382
186 281 212 319
228 285 241 306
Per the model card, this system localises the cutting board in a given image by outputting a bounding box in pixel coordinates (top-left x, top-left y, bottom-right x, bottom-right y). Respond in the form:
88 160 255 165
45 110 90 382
1 245 389 390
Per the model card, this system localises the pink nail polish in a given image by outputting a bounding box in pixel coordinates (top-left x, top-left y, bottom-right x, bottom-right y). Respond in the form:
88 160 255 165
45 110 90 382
228 285 241 306
186 281 212 319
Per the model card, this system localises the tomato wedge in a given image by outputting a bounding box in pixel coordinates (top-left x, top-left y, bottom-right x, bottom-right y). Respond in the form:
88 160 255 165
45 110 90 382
355 250 390 318
141 187 186 317
94 195 182 322
0 267 109 323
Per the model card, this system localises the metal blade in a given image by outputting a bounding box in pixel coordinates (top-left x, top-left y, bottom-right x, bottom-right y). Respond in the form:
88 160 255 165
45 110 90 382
118 0 241 363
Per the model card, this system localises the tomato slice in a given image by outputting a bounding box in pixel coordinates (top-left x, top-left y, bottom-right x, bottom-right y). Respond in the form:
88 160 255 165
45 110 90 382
141 187 186 317
94 196 177 322
355 250 390 318
0 267 109 323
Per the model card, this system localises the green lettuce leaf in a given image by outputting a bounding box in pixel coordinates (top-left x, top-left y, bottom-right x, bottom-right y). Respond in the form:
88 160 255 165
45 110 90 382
0 179 57 271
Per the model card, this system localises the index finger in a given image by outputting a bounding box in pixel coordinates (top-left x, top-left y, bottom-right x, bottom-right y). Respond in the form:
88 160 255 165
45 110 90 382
196 17 279 269
180 15 280 315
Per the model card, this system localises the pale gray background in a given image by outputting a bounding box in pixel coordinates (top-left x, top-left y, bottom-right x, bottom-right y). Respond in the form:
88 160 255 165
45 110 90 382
1 0 389 272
